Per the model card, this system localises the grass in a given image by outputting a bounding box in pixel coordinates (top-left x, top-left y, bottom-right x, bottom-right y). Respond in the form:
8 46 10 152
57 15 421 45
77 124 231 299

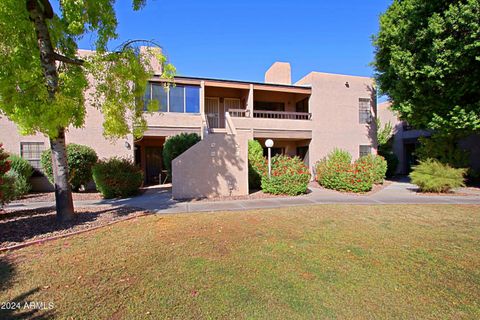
1 205 479 319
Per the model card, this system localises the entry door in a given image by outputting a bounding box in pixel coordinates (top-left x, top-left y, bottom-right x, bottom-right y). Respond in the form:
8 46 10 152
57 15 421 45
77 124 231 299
205 97 220 128
145 147 163 185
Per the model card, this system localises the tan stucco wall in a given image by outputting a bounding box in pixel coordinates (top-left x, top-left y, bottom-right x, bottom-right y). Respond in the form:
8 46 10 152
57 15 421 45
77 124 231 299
172 132 249 199
296 72 377 173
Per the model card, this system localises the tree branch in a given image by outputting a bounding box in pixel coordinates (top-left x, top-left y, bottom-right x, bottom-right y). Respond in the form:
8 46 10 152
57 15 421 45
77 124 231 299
52 52 84 66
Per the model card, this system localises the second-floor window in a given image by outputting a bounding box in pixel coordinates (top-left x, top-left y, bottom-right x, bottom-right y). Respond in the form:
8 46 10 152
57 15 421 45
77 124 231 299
144 83 200 113
359 98 372 124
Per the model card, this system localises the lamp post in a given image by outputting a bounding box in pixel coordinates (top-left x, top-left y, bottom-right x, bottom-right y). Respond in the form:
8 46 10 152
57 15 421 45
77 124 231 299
265 139 274 178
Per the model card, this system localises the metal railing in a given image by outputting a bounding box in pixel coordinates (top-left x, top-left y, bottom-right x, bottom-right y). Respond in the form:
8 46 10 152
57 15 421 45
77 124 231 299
228 109 249 118
227 109 311 120
253 110 311 120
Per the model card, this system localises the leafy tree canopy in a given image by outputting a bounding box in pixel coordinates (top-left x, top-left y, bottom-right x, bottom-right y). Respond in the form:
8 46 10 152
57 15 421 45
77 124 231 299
373 0 480 135
0 0 175 139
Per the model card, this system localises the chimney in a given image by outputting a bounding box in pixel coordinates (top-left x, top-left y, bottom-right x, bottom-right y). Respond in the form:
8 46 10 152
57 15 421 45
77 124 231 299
265 62 291 85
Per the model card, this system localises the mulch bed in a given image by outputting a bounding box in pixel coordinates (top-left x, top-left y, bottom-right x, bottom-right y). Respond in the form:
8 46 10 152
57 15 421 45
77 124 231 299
12 191 103 204
0 206 149 250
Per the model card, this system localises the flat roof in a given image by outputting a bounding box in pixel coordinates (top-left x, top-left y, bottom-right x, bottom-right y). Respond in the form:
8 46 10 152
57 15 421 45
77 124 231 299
152 75 311 90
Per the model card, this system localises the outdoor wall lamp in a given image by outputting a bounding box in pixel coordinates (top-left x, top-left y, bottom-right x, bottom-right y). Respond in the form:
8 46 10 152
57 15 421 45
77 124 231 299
124 141 131 150
265 139 274 178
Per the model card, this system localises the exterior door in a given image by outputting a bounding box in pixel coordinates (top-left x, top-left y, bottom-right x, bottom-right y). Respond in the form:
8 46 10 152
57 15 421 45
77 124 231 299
205 97 220 128
145 147 163 185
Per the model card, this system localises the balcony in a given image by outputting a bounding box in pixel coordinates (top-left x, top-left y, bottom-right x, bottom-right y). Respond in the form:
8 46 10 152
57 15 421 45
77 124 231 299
226 109 312 139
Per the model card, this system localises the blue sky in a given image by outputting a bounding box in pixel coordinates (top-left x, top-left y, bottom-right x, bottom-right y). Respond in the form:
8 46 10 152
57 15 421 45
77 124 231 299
72 0 392 83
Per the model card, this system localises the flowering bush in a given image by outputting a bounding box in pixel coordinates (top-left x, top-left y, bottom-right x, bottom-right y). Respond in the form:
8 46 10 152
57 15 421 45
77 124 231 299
355 154 387 184
0 144 14 205
261 155 310 195
316 149 386 193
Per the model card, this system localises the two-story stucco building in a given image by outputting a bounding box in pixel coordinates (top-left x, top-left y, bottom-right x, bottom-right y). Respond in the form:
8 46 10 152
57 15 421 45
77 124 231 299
0 55 377 199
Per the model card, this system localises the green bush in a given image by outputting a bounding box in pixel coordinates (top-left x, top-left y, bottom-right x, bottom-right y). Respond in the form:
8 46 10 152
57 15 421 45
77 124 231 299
7 154 33 197
355 154 387 184
92 157 143 199
163 133 200 179
410 159 466 193
8 154 33 179
41 143 98 191
261 155 310 196
316 149 380 193
248 140 267 190
6 171 30 199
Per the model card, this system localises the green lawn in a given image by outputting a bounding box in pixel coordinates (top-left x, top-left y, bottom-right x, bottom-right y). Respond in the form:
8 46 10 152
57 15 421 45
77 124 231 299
1 205 479 319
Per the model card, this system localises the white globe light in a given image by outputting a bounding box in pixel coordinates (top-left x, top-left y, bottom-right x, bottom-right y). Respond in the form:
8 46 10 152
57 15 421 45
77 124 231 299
265 139 274 148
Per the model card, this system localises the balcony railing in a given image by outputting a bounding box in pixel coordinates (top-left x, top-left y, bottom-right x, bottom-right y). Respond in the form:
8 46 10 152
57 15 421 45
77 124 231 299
253 110 311 120
228 109 311 120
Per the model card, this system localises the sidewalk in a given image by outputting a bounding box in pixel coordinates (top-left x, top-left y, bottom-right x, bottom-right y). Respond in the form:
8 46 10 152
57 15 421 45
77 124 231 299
7 179 480 214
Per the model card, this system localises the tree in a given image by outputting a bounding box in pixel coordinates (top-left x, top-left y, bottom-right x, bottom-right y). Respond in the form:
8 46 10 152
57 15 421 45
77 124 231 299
373 0 480 136
0 1 175 221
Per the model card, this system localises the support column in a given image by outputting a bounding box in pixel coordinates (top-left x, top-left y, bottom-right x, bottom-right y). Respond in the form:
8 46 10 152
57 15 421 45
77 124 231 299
247 84 254 117
200 80 206 139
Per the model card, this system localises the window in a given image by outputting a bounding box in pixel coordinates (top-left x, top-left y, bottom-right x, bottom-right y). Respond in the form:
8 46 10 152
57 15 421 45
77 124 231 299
20 142 45 170
296 98 309 113
152 84 168 112
144 83 200 114
169 86 184 112
359 145 372 158
359 98 371 124
185 86 200 113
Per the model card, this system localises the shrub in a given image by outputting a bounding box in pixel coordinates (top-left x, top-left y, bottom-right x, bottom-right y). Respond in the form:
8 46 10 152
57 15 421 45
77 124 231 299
248 140 267 190
41 143 98 191
355 154 387 184
410 159 466 193
163 133 200 179
7 154 33 197
315 149 378 193
92 157 143 199
261 155 310 196
0 144 13 205
8 154 33 179
6 171 30 199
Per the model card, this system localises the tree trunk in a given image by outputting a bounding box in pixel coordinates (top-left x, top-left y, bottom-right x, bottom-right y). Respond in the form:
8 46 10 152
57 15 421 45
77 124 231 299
27 0 75 221
50 129 74 222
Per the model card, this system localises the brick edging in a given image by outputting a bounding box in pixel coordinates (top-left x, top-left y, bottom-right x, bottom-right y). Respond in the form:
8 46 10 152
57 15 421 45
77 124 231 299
0 212 151 253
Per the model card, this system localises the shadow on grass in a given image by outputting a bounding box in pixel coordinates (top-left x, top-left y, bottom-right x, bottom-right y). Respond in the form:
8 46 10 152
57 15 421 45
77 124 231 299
0 207 141 247
0 257 53 319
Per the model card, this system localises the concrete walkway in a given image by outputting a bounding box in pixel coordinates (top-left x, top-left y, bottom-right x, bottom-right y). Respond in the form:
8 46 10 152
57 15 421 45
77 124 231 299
7 178 480 214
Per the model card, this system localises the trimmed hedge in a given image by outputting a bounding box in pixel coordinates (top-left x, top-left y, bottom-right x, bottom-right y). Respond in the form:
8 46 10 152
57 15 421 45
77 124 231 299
41 143 98 191
163 133 200 179
92 157 143 199
410 159 466 193
261 155 310 196
248 140 267 190
316 149 386 193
